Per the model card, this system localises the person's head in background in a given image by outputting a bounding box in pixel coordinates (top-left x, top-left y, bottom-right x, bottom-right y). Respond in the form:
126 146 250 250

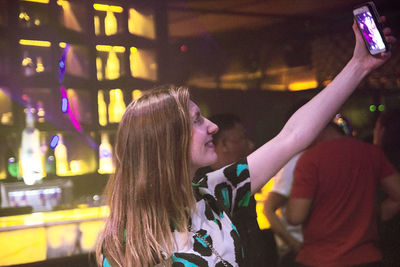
312 114 352 144
373 109 400 168
208 113 255 170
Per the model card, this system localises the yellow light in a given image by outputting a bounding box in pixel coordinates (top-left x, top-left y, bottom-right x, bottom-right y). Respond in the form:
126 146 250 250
19 12 30 21
128 8 155 39
22 0 49 4
105 11 117 36
132 89 142 100
22 57 33 67
36 57 44 73
96 45 125 53
94 16 100 35
59 42 66 48
96 57 103 81
113 46 125 53
288 80 318 91
96 45 112 52
93 4 123 13
108 89 126 123
130 47 157 80
56 0 70 8
254 177 275 229
0 227 46 265
98 90 107 126
19 39 51 47
105 51 120 80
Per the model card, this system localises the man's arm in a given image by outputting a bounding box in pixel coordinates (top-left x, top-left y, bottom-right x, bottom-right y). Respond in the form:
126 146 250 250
380 172 400 221
264 192 302 252
286 197 312 226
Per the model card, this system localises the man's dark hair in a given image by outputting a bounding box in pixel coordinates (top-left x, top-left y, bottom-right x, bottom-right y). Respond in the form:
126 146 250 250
209 113 242 144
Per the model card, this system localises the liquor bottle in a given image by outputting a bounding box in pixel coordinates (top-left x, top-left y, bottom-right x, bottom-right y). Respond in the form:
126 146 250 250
20 104 45 185
96 57 103 80
98 132 114 174
22 51 34 76
54 134 69 176
39 134 48 178
108 89 126 123
45 147 56 176
37 101 45 123
36 56 44 73
98 90 108 126
94 15 101 35
105 50 120 80
104 10 117 36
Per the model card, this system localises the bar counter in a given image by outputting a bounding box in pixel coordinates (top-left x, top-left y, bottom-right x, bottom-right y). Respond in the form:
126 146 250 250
0 206 108 266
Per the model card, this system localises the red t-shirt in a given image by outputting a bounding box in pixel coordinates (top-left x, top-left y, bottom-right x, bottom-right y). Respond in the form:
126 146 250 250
291 137 396 267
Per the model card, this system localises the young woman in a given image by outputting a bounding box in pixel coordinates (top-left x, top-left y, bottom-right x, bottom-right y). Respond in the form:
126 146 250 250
96 20 395 266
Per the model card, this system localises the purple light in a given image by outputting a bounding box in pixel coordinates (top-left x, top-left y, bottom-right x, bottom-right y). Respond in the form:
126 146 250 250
50 135 59 149
61 97 68 113
59 86 82 132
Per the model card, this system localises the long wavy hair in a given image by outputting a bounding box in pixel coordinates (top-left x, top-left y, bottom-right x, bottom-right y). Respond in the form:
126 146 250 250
96 86 196 266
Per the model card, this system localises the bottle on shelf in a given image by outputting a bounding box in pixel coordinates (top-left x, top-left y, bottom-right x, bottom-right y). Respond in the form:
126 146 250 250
39 133 48 178
36 101 45 123
22 51 34 76
98 132 114 174
20 103 45 185
54 134 69 176
45 147 56 176
36 56 44 73
104 10 117 36
96 56 103 80
108 89 126 123
98 90 108 126
105 50 120 80
94 15 101 35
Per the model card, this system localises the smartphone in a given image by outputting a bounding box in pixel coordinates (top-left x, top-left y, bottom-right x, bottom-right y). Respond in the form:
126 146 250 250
353 2 388 55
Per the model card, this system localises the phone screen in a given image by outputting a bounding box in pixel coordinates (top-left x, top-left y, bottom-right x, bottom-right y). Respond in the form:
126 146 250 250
353 5 386 55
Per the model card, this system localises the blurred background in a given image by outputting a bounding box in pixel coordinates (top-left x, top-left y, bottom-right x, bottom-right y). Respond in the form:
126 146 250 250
0 0 399 265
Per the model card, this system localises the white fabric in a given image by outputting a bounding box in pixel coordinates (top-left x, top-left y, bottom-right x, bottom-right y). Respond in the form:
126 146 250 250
272 153 303 243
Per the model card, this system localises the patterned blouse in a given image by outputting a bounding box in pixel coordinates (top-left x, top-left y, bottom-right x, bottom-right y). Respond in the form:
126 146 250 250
103 159 251 267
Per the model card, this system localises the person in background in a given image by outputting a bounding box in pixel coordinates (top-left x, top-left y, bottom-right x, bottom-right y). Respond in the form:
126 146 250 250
96 19 395 266
373 109 400 169
264 152 303 267
263 100 311 267
286 120 400 267
265 116 352 267
196 113 277 267
373 109 400 266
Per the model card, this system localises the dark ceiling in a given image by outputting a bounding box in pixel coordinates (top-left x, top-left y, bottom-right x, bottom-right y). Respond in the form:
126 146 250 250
167 0 399 38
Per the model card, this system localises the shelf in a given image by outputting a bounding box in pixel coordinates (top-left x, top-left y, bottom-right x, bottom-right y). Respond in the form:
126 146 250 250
0 0 166 223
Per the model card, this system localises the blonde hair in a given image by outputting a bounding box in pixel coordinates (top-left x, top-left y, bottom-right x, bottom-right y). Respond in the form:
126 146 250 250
96 86 196 266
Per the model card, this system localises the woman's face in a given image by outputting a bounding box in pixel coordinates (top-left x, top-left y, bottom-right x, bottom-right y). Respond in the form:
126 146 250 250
189 100 219 172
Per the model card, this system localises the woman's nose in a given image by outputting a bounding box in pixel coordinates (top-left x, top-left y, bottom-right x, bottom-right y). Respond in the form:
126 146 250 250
208 120 219 135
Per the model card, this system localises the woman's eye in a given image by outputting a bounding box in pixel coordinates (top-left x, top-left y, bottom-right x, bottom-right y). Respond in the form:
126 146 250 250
194 116 202 124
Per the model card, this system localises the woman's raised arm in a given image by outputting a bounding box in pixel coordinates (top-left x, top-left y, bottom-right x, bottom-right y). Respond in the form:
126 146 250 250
248 19 396 194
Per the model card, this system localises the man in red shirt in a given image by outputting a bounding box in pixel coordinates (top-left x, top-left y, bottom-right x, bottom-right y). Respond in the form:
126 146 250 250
286 122 400 267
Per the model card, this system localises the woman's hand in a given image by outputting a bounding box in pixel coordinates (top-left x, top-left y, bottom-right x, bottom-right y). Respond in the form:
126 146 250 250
352 16 396 73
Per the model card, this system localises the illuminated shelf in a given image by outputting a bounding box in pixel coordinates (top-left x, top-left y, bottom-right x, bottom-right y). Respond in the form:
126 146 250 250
0 0 166 234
